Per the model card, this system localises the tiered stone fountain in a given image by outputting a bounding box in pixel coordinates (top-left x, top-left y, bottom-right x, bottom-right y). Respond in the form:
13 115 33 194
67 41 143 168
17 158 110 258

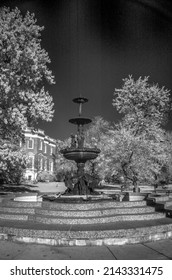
61 97 100 195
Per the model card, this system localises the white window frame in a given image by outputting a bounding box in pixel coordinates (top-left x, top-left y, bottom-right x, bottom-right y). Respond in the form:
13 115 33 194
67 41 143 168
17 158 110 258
28 138 34 149
40 158 43 171
44 158 47 171
44 143 47 153
49 160 53 172
50 146 53 155
50 161 54 172
39 140 42 150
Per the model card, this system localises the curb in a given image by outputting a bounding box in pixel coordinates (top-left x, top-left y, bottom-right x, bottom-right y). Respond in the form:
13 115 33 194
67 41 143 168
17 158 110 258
3 230 172 246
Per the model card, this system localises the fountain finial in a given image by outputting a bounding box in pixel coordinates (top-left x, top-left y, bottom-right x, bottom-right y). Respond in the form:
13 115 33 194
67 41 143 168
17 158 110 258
72 97 88 116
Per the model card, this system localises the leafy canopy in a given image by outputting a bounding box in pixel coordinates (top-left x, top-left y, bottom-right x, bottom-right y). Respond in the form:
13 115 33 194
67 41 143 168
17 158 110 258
113 76 171 133
0 6 55 142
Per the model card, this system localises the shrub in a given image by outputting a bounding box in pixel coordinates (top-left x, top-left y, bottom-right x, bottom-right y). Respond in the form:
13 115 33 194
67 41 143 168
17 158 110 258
37 171 56 182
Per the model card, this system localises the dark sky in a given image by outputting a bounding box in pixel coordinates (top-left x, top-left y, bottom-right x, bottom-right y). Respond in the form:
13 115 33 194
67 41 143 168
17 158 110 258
1 0 172 140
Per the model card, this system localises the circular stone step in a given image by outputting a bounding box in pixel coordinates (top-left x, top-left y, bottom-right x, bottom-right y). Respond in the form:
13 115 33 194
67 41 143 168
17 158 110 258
0 214 28 221
29 212 165 225
0 212 164 224
1 221 172 246
34 206 155 217
1 200 147 210
1 201 42 208
0 206 155 216
41 200 147 210
0 207 35 214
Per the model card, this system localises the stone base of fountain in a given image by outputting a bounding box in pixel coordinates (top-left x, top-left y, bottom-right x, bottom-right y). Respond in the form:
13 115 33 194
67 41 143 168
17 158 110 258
61 148 100 195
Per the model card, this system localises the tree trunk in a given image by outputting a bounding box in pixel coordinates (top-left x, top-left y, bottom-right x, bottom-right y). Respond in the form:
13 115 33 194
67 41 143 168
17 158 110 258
132 176 140 192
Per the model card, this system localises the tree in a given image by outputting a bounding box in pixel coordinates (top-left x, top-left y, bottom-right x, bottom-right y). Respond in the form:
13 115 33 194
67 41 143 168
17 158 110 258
85 116 111 148
110 76 171 190
0 7 55 183
84 116 111 178
162 132 172 184
0 140 27 184
99 124 169 190
113 76 171 134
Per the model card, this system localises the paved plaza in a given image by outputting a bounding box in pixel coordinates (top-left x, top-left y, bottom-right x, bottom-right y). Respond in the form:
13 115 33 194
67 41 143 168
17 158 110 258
0 238 172 260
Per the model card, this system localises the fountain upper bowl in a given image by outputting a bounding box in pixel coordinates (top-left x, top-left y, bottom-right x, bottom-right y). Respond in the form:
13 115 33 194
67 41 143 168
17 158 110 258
61 147 100 163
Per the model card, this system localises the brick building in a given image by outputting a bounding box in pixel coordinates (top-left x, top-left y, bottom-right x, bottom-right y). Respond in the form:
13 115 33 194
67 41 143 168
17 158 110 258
23 128 56 181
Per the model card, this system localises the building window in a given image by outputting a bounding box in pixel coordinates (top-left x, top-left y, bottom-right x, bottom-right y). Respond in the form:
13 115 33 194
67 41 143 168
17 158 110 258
39 140 42 150
44 158 47 171
44 143 47 153
49 161 54 172
27 156 34 169
40 158 43 171
50 146 54 155
28 138 34 149
37 156 43 171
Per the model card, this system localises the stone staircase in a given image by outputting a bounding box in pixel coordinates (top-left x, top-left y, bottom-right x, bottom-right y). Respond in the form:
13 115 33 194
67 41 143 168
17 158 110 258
0 197 172 246
147 193 172 218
